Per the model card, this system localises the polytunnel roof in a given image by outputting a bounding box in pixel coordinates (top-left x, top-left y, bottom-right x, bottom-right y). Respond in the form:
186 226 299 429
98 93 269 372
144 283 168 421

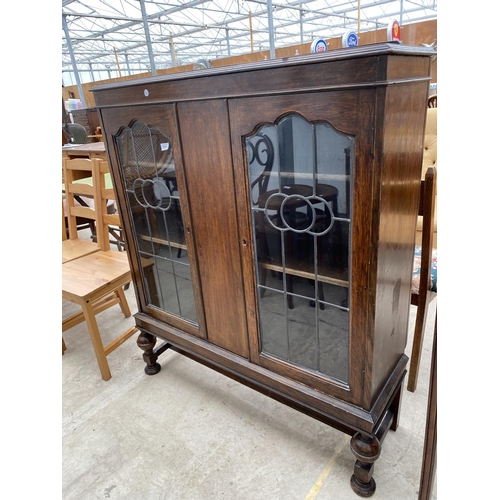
62 0 437 84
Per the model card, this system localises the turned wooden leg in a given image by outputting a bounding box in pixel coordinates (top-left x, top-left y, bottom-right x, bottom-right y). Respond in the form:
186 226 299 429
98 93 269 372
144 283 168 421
137 331 162 375
350 433 381 497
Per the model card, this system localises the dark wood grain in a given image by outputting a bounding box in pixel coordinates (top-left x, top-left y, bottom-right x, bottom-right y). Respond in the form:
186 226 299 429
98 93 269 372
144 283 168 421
369 80 430 402
135 311 406 436
95 42 435 497
92 44 434 109
176 99 249 358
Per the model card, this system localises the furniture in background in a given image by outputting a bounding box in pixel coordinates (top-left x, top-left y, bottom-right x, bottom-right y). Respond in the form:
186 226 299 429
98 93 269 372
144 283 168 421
427 94 437 108
62 157 137 381
95 42 435 496
62 141 106 161
409 105 438 393
66 123 88 144
407 166 437 393
416 107 437 248
72 107 102 141
418 312 437 500
62 157 102 263
97 160 125 251
62 143 125 251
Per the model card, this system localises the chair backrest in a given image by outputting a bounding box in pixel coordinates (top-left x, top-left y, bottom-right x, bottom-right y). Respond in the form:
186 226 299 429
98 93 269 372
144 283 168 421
62 199 68 241
417 165 437 294
95 161 122 252
421 107 437 249
67 123 88 144
63 157 106 245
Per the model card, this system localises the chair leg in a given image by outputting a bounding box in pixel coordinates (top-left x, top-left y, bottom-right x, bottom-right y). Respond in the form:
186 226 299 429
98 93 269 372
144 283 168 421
62 337 67 355
81 301 112 381
407 296 430 392
115 286 132 318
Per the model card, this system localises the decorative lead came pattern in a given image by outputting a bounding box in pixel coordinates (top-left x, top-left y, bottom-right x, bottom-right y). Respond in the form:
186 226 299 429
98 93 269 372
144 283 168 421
115 120 198 325
246 114 354 384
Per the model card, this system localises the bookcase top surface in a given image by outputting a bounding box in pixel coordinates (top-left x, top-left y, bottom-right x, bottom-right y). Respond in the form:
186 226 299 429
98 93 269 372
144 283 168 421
91 41 436 96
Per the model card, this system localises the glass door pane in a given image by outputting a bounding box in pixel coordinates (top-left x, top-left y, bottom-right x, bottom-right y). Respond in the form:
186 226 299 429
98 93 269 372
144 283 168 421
246 114 353 384
115 120 198 325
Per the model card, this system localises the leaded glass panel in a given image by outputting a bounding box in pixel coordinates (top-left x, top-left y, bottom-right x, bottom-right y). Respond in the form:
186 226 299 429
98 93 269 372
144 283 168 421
115 120 198 325
246 113 353 384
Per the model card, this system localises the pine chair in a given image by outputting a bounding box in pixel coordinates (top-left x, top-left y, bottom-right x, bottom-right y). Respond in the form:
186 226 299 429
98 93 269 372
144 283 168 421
62 158 138 381
96 160 125 252
62 157 102 263
407 166 437 392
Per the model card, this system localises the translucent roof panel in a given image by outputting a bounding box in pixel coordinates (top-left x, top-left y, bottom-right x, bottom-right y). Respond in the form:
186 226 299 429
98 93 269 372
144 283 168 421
62 0 437 85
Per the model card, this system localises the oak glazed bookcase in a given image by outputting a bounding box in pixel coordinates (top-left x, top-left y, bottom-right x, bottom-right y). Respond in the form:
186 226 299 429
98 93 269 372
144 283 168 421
93 42 435 497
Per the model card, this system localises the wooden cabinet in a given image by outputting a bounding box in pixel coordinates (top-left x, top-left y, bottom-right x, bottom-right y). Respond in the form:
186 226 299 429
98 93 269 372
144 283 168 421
94 42 435 497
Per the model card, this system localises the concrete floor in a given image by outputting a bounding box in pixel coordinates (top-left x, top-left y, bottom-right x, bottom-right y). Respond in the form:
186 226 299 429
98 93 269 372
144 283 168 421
62 254 437 500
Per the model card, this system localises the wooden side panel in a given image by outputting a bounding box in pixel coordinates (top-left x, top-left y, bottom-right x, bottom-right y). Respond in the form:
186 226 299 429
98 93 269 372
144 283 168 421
370 80 430 400
386 55 431 81
177 100 249 358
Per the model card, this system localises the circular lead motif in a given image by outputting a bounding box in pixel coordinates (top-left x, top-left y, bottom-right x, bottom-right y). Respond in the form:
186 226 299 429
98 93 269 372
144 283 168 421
264 192 288 231
280 195 316 233
263 191 336 235
132 177 173 211
307 196 335 236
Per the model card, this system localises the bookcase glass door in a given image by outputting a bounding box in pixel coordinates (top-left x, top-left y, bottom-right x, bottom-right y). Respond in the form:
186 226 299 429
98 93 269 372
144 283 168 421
114 119 198 325
246 113 353 384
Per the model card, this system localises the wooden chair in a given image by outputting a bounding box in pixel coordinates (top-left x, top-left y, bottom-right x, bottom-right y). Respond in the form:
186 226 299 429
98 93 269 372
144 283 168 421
416 108 437 248
407 166 437 392
96 160 125 252
418 311 437 500
427 94 437 108
62 158 138 381
62 157 102 263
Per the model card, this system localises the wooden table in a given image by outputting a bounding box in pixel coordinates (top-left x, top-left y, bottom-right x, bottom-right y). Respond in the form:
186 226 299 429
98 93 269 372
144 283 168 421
62 142 109 186
62 142 107 161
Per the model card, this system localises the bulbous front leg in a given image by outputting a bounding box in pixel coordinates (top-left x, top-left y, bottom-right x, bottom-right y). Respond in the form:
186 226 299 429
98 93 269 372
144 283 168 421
137 331 161 375
350 433 381 497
